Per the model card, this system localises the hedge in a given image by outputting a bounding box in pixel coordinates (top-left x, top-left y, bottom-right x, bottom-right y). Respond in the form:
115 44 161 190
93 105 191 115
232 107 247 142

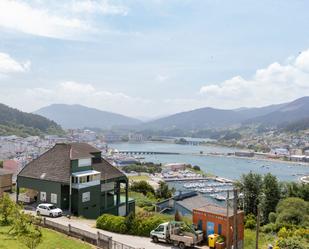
96 211 172 237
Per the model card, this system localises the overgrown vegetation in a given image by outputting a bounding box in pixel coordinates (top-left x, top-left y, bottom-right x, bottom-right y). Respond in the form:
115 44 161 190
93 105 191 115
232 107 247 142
129 180 175 201
238 172 309 248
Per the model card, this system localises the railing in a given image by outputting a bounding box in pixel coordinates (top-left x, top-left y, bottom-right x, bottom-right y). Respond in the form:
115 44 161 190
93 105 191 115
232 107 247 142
40 218 144 249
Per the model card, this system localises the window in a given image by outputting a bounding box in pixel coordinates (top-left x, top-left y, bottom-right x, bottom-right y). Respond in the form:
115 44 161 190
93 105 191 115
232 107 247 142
40 192 46 202
78 158 91 167
72 176 78 184
155 225 164 232
51 193 57 204
82 192 90 202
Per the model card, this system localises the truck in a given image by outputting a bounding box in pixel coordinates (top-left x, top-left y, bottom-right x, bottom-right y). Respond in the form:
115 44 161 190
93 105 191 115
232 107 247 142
150 221 204 249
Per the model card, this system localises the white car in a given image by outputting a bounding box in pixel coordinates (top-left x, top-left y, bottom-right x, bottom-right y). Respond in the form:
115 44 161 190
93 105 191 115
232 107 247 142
36 203 62 217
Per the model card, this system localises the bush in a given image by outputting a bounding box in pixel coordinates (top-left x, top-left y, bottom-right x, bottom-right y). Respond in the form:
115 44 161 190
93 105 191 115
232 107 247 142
96 214 127 234
96 211 172 237
245 214 256 229
277 236 309 249
130 181 155 196
261 223 277 233
269 212 277 223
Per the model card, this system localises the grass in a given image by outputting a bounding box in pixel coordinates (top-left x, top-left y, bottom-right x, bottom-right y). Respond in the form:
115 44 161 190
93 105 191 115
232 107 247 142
128 175 150 182
244 229 276 249
0 225 93 249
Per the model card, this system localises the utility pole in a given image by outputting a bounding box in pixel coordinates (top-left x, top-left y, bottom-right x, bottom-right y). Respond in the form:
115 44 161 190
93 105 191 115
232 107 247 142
226 190 230 249
256 205 260 249
233 188 238 249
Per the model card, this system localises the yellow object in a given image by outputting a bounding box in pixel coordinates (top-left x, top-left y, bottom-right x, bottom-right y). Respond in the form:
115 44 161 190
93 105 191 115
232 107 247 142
208 234 219 248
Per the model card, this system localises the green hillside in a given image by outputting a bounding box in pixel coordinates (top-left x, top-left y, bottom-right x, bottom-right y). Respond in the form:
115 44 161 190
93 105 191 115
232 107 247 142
0 103 63 137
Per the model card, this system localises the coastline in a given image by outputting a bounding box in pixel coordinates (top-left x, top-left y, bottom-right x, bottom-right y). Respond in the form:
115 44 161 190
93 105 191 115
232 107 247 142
199 153 309 167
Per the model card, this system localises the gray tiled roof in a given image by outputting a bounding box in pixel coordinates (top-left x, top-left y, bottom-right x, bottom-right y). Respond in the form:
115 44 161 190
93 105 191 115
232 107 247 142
176 194 211 212
18 143 124 184
70 142 101 159
93 158 125 181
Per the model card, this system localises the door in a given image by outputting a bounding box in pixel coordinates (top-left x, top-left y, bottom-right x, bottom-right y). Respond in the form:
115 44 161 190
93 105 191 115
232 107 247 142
40 206 48 216
154 225 166 240
218 224 222 235
207 222 215 236
198 220 203 230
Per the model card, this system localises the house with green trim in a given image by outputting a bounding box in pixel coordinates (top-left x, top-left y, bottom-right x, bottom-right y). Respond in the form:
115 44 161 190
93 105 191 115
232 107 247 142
17 143 134 219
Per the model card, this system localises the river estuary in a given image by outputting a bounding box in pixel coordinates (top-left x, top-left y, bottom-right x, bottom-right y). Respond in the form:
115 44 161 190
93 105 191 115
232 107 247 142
110 142 309 182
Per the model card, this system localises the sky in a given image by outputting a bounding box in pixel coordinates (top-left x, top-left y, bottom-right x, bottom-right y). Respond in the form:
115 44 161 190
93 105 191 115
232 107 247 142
0 0 309 119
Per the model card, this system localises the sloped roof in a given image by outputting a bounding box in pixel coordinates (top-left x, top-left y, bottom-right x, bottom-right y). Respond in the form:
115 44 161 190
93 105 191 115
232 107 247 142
70 142 101 159
18 143 71 183
0 168 14 176
18 143 124 184
176 194 211 212
194 203 243 217
93 158 125 181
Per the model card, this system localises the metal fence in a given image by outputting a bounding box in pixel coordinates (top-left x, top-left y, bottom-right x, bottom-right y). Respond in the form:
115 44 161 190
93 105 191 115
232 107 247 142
41 218 144 249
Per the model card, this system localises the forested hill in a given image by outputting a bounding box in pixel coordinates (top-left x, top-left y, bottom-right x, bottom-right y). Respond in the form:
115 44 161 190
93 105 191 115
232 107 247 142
0 103 63 137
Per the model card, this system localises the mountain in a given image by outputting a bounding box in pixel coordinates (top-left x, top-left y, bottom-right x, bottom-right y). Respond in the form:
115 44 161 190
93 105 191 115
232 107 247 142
35 104 142 129
245 96 309 126
143 99 301 130
0 103 63 137
143 107 246 130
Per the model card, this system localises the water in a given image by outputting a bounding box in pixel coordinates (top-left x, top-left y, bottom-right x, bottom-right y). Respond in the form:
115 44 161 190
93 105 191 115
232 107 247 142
110 142 309 182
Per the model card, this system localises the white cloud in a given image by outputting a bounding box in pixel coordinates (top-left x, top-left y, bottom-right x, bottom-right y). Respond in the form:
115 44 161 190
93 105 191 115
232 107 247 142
70 0 128 15
0 52 30 75
199 49 309 108
0 0 94 39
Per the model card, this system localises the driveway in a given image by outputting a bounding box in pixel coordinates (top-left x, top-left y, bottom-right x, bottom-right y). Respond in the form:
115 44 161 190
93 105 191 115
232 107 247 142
25 210 209 249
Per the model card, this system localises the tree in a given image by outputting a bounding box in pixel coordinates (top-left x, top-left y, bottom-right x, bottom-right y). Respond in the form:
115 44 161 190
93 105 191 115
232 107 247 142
275 197 309 227
0 193 19 225
18 226 42 249
193 165 201 171
262 173 280 223
237 172 263 215
130 181 155 196
156 181 175 199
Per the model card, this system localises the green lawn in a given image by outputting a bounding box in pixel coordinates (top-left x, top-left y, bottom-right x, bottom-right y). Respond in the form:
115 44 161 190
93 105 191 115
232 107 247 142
244 229 276 249
0 225 93 249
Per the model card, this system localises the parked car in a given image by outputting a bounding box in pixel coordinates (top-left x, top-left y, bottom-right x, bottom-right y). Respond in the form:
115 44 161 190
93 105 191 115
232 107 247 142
36 203 62 217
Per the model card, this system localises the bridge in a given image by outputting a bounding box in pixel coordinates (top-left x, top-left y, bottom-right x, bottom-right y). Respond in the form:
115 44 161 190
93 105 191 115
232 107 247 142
118 151 180 155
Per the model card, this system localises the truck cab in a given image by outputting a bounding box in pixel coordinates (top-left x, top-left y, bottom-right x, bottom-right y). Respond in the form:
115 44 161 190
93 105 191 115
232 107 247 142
150 222 170 243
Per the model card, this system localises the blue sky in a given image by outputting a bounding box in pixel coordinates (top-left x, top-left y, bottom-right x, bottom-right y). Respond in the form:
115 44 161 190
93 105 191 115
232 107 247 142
0 0 309 118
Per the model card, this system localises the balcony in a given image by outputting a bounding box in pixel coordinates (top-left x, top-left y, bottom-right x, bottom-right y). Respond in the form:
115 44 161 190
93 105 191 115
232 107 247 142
71 170 101 189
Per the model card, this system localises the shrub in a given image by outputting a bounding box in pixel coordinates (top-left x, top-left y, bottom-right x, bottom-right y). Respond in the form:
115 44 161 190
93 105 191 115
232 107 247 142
277 236 309 249
245 214 256 229
130 181 155 195
96 211 172 237
96 214 127 234
261 223 277 233
269 212 277 223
